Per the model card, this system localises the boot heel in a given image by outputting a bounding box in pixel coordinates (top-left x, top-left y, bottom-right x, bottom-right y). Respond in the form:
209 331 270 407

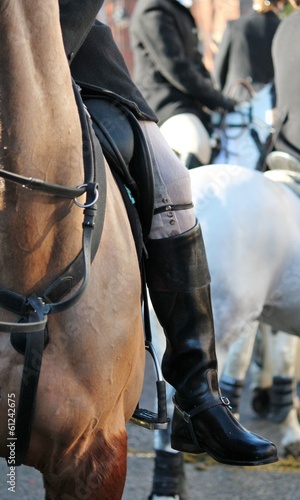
171 436 205 454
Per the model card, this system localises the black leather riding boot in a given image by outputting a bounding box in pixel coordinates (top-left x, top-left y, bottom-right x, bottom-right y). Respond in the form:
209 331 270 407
145 222 278 466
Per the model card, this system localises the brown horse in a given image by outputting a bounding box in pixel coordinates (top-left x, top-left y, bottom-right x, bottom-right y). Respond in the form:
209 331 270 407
0 1 145 498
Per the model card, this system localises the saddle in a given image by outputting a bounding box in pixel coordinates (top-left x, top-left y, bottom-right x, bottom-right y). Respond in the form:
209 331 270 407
78 83 155 242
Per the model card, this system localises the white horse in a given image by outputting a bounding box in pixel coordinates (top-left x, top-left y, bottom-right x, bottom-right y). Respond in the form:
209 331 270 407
159 82 300 427
149 85 300 499
148 163 300 498
211 83 300 456
196 163 300 438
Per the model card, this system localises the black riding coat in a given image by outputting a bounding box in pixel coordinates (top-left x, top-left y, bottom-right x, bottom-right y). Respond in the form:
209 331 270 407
59 0 157 122
213 10 280 101
129 0 233 127
272 10 300 161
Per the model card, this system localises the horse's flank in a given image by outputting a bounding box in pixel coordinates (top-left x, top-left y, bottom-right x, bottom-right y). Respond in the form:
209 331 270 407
0 1 145 498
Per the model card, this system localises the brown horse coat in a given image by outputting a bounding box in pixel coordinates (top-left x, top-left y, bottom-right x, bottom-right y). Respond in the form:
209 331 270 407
0 2 145 498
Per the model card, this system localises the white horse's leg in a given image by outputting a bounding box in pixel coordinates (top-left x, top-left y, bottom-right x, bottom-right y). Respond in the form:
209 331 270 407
280 408 300 457
249 323 274 418
271 330 299 378
251 326 300 457
219 320 259 418
268 330 300 457
295 341 300 380
250 323 274 390
264 329 298 423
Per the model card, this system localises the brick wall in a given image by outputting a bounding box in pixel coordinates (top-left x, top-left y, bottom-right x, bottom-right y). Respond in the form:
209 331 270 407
105 0 137 76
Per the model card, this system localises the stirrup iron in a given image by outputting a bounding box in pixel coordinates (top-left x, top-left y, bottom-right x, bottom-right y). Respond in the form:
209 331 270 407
130 340 169 430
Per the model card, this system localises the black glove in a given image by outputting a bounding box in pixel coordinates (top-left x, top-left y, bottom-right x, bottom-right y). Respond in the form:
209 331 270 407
222 97 238 113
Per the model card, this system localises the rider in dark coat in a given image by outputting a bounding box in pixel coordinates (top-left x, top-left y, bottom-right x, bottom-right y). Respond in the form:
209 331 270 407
129 0 236 167
58 0 278 467
272 7 300 161
129 0 236 129
213 0 281 101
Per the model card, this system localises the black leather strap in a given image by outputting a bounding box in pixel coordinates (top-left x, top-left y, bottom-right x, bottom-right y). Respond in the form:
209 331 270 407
75 84 155 240
0 169 86 199
154 203 194 215
10 296 48 466
13 330 44 466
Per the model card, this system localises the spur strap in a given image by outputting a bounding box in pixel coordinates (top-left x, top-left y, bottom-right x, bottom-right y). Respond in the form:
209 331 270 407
172 395 231 454
173 394 231 423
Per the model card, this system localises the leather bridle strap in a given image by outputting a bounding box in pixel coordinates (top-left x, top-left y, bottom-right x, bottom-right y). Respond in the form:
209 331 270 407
0 81 96 200
0 168 87 199
0 179 97 324
45 181 97 314
13 296 47 466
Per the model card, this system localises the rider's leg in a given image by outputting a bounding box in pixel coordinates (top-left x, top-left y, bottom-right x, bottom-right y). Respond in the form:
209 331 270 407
159 113 212 168
140 120 278 466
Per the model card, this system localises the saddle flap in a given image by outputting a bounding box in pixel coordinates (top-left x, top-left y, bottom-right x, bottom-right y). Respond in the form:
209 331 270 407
78 86 154 239
83 97 135 167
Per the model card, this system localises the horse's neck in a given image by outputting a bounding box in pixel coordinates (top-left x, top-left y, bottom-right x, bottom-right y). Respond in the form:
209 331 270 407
0 1 83 181
0 0 84 294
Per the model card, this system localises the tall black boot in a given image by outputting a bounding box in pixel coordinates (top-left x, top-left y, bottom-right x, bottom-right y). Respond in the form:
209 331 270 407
145 222 278 466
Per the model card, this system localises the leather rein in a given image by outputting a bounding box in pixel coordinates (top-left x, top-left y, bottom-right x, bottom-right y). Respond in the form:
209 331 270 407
2 81 106 466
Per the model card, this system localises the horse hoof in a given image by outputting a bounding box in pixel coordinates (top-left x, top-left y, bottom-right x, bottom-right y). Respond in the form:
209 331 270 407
282 441 300 459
